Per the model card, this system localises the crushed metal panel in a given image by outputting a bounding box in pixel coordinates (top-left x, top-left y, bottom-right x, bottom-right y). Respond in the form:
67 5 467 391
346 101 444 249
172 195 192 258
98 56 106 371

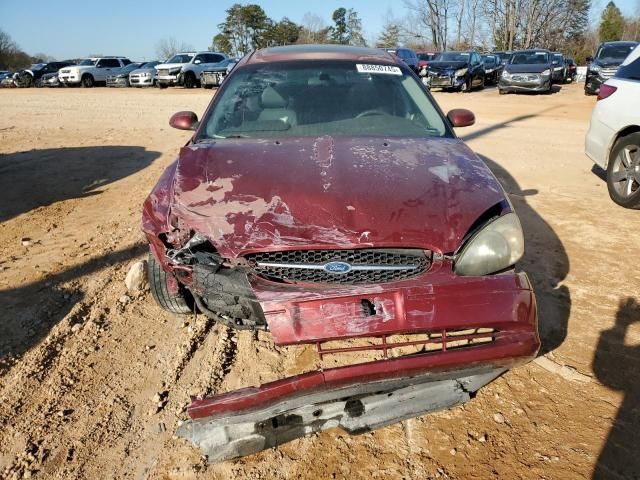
176 368 505 463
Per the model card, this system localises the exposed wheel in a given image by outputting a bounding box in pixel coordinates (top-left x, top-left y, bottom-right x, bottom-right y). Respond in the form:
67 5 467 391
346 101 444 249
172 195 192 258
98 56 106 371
147 252 194 314
81 74 94 88
606 133 640 208
183 72 196 89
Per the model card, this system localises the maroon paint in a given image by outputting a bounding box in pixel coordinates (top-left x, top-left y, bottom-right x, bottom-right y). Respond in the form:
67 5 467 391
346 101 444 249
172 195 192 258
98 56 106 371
447 109 476 128
143 136 504 261
187 330 538 420
169 111 199 131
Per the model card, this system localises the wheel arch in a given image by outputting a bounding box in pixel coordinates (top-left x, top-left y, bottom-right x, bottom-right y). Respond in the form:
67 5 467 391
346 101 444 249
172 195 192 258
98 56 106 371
606 125 640 167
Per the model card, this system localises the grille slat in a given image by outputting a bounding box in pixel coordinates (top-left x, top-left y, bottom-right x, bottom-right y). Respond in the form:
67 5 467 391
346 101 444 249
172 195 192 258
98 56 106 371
245 249 430 285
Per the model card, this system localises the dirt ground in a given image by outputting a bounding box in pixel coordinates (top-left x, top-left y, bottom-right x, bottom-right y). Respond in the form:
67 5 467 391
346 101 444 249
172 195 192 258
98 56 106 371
1 83 639 480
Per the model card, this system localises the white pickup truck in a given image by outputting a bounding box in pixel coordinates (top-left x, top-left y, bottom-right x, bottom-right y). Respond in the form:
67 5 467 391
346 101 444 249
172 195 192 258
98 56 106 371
155 51 227 89
59 57 131 87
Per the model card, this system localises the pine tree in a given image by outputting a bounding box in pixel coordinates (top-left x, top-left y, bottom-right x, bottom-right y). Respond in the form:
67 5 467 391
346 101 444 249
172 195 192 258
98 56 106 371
599 1 625 42
376 21 401 48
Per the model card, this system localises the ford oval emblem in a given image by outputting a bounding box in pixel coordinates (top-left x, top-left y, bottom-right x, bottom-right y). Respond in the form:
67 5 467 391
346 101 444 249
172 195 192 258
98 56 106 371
323 261 352 274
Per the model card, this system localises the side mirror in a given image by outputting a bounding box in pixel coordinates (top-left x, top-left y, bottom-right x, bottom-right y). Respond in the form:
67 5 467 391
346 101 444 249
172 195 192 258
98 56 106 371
169 111 199 131
447 109 475 128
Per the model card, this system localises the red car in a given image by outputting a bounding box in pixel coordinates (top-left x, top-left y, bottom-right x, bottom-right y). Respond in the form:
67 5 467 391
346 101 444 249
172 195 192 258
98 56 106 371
418 51 438 70
142 44 539 462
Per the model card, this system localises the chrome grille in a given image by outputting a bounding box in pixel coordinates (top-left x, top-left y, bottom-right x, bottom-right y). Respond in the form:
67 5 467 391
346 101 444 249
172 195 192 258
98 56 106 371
157 69 169 76
601 67 618 78
245 249 430 285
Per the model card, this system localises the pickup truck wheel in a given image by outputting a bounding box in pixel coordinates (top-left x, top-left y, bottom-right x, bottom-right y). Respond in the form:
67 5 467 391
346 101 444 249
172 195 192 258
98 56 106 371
147 253 194 314
607 133 640 209
183 72 196 89
81 74 94 88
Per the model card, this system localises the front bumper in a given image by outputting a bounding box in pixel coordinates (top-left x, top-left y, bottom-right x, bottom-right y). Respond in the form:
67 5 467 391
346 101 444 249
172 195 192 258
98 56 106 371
201 71 225 86
106 77 129 87
130 75 154 86
59 75 80 85
585 74 606 95
176 267 539 461
425 73 465 89
156 74 180 86
499 75 550 92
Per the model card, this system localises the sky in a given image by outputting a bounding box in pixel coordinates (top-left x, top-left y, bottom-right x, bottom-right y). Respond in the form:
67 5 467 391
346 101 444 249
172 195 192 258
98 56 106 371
1 0 638 61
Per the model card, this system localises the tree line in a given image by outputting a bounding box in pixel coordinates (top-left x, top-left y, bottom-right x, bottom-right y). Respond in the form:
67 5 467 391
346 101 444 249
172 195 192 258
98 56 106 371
2 1 639 70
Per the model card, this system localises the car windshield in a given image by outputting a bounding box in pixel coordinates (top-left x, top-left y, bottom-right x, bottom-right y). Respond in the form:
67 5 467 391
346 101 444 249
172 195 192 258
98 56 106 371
434 52 470 62
418 53 436 61
141 61 159 69
553 54 562 61
510 52 549 64
483 56 497 64
79 59 95 66
167 54 194 64
30 64 46 71
122 63 142 72
596 44 637 63
199 61 449 140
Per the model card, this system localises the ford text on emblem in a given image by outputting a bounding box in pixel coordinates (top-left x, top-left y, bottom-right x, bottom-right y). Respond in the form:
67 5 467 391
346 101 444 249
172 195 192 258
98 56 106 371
323 261 352 274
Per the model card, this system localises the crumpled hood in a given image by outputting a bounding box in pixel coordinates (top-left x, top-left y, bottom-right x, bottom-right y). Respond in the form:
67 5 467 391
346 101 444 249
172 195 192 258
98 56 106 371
169 136 505 258
505 64 551 74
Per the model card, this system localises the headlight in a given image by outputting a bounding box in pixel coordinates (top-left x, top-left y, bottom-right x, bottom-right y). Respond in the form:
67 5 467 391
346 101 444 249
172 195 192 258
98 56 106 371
170 67 182 74
454 213 524 276
541 69 551 76
502 70 510 78
455 68 468 77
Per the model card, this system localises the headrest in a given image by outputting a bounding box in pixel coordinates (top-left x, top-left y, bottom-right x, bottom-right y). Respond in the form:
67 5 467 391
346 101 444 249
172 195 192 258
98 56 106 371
261 87 286 108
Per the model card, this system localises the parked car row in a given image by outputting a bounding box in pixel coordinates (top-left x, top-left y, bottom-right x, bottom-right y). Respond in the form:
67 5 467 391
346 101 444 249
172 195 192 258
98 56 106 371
1 52 239 90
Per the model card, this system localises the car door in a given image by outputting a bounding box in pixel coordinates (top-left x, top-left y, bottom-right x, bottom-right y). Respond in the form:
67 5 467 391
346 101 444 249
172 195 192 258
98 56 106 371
95 59 120 81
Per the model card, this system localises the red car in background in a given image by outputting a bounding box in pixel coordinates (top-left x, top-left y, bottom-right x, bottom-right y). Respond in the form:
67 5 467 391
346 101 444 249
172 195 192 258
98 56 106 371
418 51 439 70
142 44 539 462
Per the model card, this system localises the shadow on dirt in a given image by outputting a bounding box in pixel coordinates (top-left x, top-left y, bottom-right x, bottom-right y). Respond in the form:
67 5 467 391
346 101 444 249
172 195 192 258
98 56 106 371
592 297 640 479
0 243 146 373
479 155 570 354
0 146 161 223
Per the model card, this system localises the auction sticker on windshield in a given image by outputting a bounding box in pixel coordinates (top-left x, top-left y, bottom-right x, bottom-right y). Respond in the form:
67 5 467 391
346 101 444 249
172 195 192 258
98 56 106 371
356 64 402 75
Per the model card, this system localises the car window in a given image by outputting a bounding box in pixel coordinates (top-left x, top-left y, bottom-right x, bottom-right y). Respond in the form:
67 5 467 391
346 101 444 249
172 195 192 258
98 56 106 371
122 59 131 65
596 44 637 63
200 61 449 140
167 54 194 64
510 52 549 64
435 52 470 62
616 51 640 80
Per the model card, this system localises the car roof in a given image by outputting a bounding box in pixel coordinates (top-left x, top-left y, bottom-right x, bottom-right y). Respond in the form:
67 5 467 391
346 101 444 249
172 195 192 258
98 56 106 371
600 41 639 46
512 49 551 53
243 44 400 66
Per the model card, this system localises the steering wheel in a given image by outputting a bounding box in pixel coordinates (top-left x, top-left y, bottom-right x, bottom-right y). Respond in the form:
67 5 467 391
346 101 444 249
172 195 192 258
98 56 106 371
355 109 387 119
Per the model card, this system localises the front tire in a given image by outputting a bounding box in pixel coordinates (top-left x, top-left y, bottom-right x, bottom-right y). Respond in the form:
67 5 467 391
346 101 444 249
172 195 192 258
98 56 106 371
183 72 196 89
81 74 94 88
147 253 194 314
606 133 640 209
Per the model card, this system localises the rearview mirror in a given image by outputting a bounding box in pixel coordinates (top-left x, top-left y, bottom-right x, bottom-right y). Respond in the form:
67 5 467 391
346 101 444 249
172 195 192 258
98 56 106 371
169 111 199 131
447 109 475 128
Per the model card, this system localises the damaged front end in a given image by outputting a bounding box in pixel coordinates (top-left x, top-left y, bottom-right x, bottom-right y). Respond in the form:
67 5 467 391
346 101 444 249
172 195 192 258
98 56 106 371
142 137 539 462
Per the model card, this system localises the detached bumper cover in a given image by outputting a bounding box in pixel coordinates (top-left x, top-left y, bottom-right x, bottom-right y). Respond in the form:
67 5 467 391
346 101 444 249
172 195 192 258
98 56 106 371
177 271 539 462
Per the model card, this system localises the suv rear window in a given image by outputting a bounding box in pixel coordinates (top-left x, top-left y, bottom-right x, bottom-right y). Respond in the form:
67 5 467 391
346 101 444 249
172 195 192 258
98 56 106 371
616 50 640 80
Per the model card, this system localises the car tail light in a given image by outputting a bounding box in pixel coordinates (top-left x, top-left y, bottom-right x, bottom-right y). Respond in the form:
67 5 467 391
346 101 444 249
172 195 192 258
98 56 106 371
597 84 617 101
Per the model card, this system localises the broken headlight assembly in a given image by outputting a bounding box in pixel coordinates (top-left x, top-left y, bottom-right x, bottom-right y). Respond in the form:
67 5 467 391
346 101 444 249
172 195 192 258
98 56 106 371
454 213 524 276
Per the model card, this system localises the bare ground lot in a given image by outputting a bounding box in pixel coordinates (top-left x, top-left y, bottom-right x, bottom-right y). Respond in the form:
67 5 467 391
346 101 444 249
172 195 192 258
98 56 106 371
0 84 639 480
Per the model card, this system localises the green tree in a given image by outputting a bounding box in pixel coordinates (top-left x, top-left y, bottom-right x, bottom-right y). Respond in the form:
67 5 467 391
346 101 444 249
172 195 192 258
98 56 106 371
330 8 366 46
331 8 348 44
599 1 625 42
215 3 271 56
264 17 301 46
211 33 233 55
376 21 401 48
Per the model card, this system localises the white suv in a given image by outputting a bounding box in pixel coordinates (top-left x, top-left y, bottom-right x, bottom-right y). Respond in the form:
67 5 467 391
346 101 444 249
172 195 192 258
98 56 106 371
59 57 131 87
155 51 226 89
586 44 640 208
